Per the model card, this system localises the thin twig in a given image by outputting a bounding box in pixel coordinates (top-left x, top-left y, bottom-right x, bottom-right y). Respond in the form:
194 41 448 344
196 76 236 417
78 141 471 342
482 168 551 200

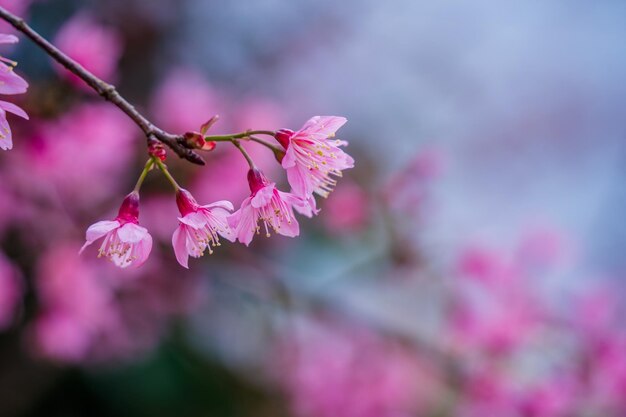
0 6 205 165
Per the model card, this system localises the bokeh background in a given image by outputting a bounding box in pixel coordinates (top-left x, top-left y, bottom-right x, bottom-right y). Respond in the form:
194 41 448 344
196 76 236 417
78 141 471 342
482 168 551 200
1 0 626 416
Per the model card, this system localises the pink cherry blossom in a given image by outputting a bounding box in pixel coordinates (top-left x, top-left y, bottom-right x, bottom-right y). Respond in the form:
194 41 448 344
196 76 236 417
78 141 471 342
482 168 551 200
0 33 28 151
171 188 235 268
53 13 123 89
80 192 153 268
228 168 300 246
276 116 354 202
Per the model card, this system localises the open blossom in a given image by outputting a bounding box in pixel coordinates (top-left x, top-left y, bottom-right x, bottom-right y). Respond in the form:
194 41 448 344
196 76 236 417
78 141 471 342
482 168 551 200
172 188 235 268
228 168 300 246
276 116 354 202
80 192 153 268
0 34 29 151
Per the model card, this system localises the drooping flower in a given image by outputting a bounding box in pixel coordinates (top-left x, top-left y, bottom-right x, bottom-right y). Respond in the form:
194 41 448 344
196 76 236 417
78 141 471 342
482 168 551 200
276 116 354 202
171 188 235 268
0 33 29 151
228 168 300 246
80 192 153 268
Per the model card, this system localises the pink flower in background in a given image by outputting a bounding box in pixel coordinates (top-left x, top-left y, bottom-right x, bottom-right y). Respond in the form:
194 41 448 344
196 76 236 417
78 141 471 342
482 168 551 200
33 243 116 362
33 311 92 363
80 192 153 268
322 180 369 234
274 320 433 417
0 253 22 329
150 68 221 133
0 1 33 33
518 376 578 417
32 242 206 364
228 168 300 246
276 116 353 201
0 33 28 151
172 188 234 268
53 13 122 88
23 103 135 207
383 147 444 216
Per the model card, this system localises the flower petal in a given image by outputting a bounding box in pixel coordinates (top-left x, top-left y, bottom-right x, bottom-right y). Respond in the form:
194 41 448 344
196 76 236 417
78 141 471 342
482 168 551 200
117 222 149 243
200 200 234 212
172 225 190 268
83 220 120 246
0 100 28 119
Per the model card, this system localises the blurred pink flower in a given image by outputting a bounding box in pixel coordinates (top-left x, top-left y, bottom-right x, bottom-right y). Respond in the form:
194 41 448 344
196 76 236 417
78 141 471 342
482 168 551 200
228 168 300 246
274 320 432 417
33 311 92 363
321 179 369 234
515 226 573 269
457 245 517 286
458 370 518 417
519 376 578 417
172 188 234 268
32 242 205 363
383 147 444 218
80 192 153 268
276 116 353 202
150 68 221 133
53 13 123 88
0 1 33 33
0 252 22 329
23 103 135 207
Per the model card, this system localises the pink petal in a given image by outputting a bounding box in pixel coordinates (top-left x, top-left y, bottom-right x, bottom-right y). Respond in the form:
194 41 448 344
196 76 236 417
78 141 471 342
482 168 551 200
0 34 18 44
281 146 297 169
117 222 149 243
201 200 234 211
172 225 190 268
277 214 300 237
300 116 347 139
178 211 207 229
0 100 28 119
0 111 12 151
131 233 153 268
286 166 309 197
82 220 120 248
228 203 256 246
250 185 275 208
0 65 28 95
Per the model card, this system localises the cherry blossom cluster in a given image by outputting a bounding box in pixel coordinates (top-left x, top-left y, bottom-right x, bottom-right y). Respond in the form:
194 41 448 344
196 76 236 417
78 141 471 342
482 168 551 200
80 116 354 269
0 10 354 270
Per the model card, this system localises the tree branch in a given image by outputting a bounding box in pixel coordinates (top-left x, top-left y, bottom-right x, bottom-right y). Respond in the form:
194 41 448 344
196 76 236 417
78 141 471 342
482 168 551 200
0 6 205 165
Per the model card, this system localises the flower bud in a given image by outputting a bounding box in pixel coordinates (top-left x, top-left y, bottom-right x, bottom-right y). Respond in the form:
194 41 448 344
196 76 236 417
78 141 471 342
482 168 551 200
117 191 140 223
275 129 294 149
247 168 269 193
175 188 199 216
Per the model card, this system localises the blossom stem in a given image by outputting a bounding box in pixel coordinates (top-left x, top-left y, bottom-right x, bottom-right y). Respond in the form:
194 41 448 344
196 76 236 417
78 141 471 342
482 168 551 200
133 159 155 192
247 136 283 153
204 130 276 141
231 140 256 169
153 158 181 191
0 6 205 165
